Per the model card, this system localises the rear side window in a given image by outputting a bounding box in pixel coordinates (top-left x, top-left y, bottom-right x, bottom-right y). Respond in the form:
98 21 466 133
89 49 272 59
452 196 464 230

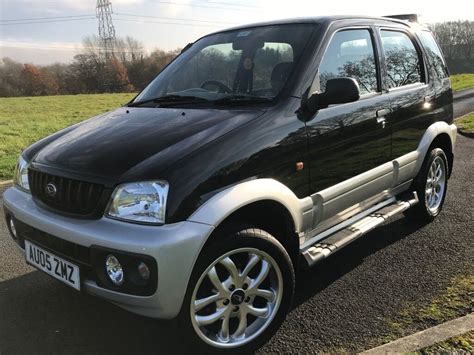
318 29 378 95
380 30 423 89
418 31 449 79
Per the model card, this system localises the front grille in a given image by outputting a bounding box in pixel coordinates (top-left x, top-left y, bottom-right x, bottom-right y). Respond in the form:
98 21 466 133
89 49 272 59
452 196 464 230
28 168 109 218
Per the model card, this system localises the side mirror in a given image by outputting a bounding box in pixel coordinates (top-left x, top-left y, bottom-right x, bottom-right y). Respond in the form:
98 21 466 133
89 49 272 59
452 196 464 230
321 77 360 107
302 77 360 116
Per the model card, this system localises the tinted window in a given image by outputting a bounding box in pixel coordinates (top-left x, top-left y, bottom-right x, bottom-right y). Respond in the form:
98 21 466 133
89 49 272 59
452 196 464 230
381 30 423 88
253 43 293 92
418 31 448 79
167 43 240 93
318 29 378 95
134 24 316 104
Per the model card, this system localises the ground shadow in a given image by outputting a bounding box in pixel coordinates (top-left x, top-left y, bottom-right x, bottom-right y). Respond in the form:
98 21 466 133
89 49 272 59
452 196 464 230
293 216 429 308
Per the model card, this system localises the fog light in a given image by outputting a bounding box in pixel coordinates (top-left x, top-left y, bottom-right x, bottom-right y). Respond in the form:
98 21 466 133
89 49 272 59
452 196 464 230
9 218 17 239
138 261 150 280
105 255 124 286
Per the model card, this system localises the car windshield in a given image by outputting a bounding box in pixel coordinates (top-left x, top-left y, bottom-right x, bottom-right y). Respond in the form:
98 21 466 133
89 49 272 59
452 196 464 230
132 24 316 107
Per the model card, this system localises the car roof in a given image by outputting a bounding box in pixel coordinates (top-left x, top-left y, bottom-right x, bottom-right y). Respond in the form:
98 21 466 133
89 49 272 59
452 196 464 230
207 15 422 36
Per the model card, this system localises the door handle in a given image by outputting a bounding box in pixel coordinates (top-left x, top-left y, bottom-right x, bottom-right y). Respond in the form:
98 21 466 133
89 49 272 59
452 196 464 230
376 108 390 129
377 117 387 128
376 108 391 117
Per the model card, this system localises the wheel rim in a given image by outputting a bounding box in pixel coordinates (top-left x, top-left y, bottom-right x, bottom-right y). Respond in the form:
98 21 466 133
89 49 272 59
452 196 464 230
425 156 446 214
190 247 283 349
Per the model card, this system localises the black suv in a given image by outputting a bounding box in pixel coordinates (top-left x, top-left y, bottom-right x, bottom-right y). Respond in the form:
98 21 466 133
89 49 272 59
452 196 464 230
4 15 456 352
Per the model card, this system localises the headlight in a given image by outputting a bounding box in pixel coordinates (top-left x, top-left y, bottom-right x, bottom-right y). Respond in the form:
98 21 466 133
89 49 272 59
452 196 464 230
13 156 30 192
107 181 169 224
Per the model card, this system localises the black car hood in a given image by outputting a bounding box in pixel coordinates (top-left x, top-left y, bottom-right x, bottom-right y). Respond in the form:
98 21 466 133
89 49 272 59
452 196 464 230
32 107 265 184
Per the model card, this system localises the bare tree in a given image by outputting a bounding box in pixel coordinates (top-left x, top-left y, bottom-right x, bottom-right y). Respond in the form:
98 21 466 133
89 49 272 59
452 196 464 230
115 36 145 63
431 21 473 61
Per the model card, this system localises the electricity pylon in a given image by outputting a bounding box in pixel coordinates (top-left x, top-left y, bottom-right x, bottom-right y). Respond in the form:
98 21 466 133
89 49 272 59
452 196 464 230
96 0 116 60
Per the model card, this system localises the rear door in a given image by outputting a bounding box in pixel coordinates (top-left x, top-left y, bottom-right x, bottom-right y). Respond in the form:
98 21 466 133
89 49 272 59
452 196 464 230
306 28 392 221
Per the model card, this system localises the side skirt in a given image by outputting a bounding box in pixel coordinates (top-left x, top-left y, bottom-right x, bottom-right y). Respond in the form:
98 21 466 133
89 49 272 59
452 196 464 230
300 191 419 267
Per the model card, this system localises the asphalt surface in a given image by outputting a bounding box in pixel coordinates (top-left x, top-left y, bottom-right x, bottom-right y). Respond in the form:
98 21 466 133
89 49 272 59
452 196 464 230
1 101 473 354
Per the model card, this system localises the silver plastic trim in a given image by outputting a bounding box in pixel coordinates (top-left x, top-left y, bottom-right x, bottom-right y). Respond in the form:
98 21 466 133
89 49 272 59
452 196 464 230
3 186 214 319
300 180 410 244
188 179 313 233
415 122 457 173
307 122 456 231
302 192 419 266
188 123 456 249
301 197 396 249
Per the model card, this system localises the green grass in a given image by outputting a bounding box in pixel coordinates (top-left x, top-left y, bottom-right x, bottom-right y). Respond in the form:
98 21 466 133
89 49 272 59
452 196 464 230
415 330 474 354
451 74 474 92
382 274 474 343
456 112 474 133
0 93 135 180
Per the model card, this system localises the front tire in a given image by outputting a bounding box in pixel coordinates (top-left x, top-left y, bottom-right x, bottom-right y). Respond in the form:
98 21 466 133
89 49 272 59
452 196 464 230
179 226 295 353
406 147 449 222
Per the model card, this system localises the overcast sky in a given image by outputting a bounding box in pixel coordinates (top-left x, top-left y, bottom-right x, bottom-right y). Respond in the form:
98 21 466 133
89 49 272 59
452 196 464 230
1 0 473 64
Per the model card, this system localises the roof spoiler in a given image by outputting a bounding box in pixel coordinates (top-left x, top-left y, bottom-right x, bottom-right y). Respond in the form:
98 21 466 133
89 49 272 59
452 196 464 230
385 14 418 22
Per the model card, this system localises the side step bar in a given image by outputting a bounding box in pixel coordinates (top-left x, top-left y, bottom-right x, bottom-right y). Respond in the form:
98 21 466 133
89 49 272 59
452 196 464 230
301 191 419 267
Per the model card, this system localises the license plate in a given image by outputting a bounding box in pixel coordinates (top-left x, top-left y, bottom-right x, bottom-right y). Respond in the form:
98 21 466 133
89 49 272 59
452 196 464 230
25 240 81 291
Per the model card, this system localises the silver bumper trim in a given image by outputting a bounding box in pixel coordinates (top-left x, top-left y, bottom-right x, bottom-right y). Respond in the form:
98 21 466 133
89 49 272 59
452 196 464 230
3 186 214 319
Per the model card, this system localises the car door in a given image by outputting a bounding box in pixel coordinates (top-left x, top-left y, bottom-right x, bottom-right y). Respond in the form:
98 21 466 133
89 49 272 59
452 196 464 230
378 28 432 160
305 28 392 223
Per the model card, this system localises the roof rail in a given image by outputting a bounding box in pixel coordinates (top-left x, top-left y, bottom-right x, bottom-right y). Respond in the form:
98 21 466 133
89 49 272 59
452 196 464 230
384 14 418 22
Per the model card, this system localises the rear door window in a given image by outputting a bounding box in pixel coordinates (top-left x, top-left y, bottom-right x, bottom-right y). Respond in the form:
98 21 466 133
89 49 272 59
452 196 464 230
418 31 449 79
380 30 424 89
318 29 379 95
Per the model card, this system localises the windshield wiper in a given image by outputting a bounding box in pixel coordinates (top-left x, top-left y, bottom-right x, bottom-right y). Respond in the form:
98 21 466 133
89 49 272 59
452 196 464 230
128 95 209 107
212 95 273 105
129 94 272 108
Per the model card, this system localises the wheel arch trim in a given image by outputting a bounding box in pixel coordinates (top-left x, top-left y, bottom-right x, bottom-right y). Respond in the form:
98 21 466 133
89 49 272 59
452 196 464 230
187 178 313 234
414 121 457 175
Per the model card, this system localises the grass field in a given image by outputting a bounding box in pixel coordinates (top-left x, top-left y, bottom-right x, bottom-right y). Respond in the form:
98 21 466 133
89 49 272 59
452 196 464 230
451 73 474 92
456 112 474 133
0 93 135 180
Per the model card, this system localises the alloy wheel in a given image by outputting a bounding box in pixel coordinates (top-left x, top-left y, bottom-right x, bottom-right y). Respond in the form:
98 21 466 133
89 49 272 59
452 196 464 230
425 156 446 214
190 247 283 349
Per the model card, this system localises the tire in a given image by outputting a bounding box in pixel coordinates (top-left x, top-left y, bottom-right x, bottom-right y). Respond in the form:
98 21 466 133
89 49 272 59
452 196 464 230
406 147 449 223
178 225 295 353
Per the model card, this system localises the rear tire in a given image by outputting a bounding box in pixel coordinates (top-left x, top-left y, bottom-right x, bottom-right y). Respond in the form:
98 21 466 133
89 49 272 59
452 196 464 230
179 225 295 353
406 147 449 223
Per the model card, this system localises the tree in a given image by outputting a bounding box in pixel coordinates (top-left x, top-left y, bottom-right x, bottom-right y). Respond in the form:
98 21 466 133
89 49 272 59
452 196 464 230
69 53 101 93
431 21 474 73
0 57 24 97
1 21 472 98
115 36 145 64
103 57 134 92
20 63 59 96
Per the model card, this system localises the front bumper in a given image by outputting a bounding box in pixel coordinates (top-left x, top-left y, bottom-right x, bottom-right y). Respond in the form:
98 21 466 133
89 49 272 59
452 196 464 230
3 186 214 319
